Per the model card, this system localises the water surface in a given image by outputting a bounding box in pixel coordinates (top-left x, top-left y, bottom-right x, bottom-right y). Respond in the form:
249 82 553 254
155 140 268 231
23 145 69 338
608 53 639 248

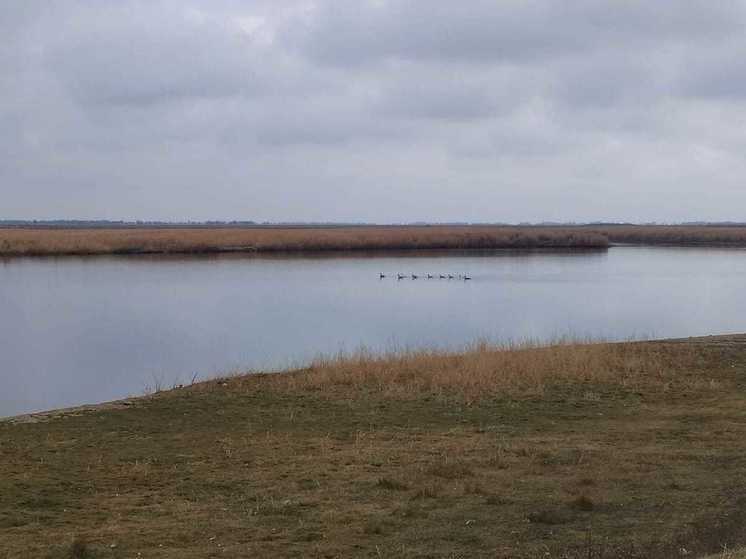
2 247 745 416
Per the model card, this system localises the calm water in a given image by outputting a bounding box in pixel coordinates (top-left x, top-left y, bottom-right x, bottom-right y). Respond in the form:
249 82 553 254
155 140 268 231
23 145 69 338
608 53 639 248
2 246 745 417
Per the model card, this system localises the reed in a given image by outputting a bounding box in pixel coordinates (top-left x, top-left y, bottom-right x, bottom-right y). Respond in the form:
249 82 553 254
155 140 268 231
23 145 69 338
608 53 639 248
5 224 746 257
590 224 746 246
0 226 608 256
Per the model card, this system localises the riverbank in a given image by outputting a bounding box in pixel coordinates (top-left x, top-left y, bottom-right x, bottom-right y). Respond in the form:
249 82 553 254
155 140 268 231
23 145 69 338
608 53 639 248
4 225 746 257
3 336 746 558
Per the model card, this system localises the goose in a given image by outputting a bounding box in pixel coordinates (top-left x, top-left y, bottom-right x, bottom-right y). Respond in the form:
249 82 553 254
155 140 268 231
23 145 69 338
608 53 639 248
397 273 405 280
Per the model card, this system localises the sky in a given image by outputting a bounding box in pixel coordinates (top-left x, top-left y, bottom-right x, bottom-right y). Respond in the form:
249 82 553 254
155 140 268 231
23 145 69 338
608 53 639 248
2 1 746 223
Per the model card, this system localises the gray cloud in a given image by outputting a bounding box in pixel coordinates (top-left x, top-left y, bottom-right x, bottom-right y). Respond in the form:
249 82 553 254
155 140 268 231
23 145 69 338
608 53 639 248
2 1 746 222
291 1 743 66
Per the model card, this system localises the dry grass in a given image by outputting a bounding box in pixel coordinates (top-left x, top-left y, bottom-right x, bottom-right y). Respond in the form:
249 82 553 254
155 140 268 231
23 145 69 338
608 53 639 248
266 340 700 401
0 226 608 256
704 550 746 559
3 337 746 558
591 225 746 246
5 224 746 257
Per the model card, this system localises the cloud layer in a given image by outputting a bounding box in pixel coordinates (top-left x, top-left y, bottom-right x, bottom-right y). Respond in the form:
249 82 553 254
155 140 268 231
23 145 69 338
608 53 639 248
3 1 746 222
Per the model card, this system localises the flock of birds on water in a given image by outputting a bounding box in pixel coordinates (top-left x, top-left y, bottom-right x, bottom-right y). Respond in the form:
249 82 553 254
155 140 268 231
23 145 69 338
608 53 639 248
379 273 471 280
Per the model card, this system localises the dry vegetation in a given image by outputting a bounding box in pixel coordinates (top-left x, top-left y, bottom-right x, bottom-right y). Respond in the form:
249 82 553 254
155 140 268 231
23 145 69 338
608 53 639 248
268 340 703 402
704 550 746 559
4 224 746 257
589 225 746 247
4 336 746 558
0 226 609 256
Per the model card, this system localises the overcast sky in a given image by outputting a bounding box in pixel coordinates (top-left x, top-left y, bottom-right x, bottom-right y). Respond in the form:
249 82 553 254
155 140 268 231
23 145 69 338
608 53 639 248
2 1 746 223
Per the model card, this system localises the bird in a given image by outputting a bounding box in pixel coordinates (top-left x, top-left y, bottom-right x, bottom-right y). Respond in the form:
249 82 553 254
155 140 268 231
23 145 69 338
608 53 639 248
411 274 418 279
379 273 386 279
463 275 472 280
427 274 433 279
439 274 446 279
448 274 454 279
397 273 405 280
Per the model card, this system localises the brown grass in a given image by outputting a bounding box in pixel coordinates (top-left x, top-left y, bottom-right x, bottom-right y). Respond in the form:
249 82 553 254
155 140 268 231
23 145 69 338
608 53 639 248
589 225 746 246
5 224 746 257
3 336 746 558
266 340 699 401
0 226 608 256
704 550 746 559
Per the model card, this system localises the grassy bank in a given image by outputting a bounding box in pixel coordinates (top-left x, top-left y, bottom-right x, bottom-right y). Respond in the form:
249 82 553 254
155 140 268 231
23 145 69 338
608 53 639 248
3 336 746 558
0 226 608 256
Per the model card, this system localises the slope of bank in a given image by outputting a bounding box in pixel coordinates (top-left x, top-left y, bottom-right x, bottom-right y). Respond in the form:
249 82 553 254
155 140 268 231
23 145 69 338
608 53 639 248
3 336 746 558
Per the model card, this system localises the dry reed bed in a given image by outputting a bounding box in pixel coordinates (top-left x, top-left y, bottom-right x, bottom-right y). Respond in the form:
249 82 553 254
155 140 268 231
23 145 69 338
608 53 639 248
0 226 608 256
4 225 746 257
256 340 704 401
590 225 746 246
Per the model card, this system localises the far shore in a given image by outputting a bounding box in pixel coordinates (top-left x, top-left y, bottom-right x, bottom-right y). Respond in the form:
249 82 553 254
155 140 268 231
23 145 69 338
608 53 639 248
5 224 746 257
4 224 746 257
0 225 607 257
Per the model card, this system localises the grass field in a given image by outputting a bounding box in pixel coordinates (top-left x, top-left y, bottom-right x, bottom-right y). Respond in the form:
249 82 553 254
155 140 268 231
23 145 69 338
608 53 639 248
4 224 746 257
704 550 746 559
3 336 746 558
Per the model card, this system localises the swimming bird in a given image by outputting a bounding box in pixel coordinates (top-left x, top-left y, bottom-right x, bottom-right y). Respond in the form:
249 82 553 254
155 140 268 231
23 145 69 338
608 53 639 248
448 274 454 279
463 275 472 280
379 273 386 279
439 274 446 279
427 274 434 279
411 274 418 279
397 273 405 280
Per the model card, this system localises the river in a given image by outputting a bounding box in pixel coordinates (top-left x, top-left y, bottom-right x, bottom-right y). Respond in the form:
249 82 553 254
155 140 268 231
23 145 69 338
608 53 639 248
2 246 744 416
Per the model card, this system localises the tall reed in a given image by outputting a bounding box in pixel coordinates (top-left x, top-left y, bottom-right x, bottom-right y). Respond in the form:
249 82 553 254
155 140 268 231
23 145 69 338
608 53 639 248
0 226 608 256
